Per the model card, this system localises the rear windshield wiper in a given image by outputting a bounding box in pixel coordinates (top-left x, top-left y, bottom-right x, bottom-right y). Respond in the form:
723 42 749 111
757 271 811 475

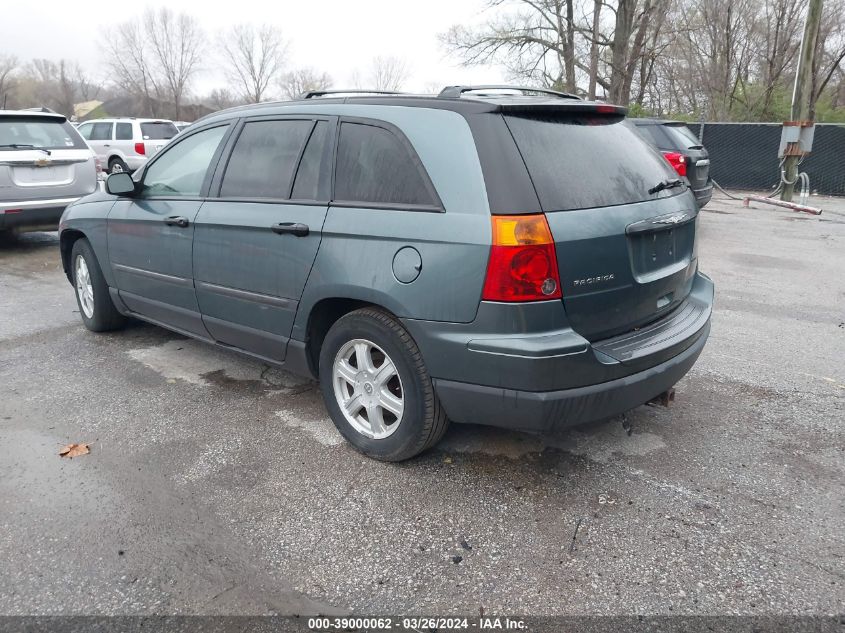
648 178 685 195
0 144 51 154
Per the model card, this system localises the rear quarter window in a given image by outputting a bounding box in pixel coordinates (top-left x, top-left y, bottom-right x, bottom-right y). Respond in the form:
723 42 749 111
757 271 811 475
505 114 678 211
334 122 438 208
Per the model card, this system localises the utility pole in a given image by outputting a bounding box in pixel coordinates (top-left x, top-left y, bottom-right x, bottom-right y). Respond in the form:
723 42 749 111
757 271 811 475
781 0 824 201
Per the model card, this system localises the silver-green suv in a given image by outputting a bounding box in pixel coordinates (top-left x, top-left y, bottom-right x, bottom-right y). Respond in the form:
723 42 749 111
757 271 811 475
58 86 713 461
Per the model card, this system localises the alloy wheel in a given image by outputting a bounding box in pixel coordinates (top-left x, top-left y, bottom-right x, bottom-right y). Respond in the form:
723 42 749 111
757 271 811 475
332 338 404 439
74 255 95 319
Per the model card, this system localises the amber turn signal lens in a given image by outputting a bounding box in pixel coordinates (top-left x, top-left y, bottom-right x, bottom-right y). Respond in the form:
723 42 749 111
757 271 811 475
491 214 555 246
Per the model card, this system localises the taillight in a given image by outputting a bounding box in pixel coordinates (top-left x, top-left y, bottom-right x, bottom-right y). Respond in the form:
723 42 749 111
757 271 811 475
662 151 687 177
482 214 562 302
134 142 146 156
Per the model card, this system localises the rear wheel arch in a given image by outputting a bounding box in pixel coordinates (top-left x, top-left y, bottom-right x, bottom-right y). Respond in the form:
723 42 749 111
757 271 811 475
60 229 87 283
306 298 400 378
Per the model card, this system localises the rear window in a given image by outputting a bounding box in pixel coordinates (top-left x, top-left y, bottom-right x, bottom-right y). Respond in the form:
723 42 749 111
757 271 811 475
505 114 678 211
0 116 87 150
115 122 133 140
140 121 178 140
663 123 702 149
220 119 313 199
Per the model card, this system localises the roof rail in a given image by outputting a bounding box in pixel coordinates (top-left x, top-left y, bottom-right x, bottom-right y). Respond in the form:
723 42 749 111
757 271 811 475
299 89 408 99
438 85 581 100
23 106 60 113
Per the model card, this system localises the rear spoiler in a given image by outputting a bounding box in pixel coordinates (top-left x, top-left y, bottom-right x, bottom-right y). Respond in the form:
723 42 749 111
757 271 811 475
496 102 628 116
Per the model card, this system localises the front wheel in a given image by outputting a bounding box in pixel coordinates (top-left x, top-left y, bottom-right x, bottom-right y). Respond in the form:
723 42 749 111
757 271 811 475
71 238 127 332
319 308 449 461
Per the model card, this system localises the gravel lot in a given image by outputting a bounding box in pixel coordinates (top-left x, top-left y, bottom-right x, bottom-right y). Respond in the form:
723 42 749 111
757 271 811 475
0 193 843 618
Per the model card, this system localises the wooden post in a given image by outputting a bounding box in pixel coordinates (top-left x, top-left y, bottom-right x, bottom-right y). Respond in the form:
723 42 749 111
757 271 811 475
782 0 824 201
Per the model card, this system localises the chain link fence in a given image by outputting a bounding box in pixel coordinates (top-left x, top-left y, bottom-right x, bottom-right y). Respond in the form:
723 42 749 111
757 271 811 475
691 122 845 196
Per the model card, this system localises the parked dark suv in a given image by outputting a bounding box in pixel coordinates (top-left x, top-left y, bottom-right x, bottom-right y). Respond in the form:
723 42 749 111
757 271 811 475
58 86 713 461
630 118 713 208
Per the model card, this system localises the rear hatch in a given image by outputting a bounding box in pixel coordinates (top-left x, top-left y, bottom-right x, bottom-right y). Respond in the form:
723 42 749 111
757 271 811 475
504 109 700 342
0 114 96 202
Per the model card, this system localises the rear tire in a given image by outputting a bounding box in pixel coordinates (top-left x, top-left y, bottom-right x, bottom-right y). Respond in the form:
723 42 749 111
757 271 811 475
108 157 129 174
319 307 449 461
71 238 126 332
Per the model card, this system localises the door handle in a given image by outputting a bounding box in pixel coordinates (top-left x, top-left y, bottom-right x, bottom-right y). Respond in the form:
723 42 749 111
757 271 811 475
271 222 309 237
164 216 190 228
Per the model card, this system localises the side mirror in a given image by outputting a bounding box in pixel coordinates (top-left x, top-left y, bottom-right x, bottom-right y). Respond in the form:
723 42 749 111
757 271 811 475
106 172 136 196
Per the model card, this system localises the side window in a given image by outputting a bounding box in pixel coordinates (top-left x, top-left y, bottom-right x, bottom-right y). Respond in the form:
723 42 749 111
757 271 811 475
141 126 227 198
334 122 436 207
90 122 113 141
291 121 328 200
77 123 93 140
220 119 313 199
115 122 133 140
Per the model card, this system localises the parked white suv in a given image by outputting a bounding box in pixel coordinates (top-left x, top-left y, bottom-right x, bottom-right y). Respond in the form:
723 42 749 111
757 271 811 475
76 118 179 174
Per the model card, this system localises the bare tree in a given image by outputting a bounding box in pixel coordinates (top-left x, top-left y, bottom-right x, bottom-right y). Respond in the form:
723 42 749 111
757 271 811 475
367 56 409 91
144 8 204 119
220 23 287 103
440 1 579 92
205 87 240 111
812 0 845 116
0 55 17 108
280 67 332 99
101 19 163 116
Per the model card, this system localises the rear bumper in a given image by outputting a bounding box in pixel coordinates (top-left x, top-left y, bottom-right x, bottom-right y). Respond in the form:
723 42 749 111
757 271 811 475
433 320 708 431
692 182 713 208
0 197 80 231
124 155 148 171
403 272 713 430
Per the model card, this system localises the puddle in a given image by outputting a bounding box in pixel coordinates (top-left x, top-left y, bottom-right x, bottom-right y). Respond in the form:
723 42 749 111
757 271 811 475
126 339 310 390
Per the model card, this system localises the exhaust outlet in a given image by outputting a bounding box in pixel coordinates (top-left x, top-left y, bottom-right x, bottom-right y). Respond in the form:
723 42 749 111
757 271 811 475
648 387 676 407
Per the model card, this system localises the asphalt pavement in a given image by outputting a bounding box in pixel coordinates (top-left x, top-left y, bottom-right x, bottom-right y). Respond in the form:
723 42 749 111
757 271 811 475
0 193 843 618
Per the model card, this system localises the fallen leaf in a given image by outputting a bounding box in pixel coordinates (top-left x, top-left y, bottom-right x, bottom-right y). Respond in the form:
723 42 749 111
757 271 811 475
59 443 90 458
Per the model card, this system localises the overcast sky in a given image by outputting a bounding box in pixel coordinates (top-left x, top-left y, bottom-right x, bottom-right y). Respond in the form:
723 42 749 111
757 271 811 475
4 0 507 96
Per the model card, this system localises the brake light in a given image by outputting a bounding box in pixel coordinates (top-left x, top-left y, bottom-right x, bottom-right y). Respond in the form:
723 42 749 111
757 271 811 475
134 142 146 156
662 151 687 177
482 214 562 302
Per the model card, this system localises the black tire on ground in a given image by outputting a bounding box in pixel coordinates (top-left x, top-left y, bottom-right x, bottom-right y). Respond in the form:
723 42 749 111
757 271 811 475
318 307 449 462
108 157 130 174
70 238 127 332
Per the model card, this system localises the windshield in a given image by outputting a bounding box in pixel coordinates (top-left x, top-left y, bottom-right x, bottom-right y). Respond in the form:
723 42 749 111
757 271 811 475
505 114 678 211
140 121 178 140
0 117 87 150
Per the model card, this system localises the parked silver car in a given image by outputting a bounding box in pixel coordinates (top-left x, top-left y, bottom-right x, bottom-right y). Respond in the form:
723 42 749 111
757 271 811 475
0 110 98 234
76 118 178 174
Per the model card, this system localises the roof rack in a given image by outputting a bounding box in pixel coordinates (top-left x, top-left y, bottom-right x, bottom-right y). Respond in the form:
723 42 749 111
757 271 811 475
438 85 581 100
299 89 408 99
